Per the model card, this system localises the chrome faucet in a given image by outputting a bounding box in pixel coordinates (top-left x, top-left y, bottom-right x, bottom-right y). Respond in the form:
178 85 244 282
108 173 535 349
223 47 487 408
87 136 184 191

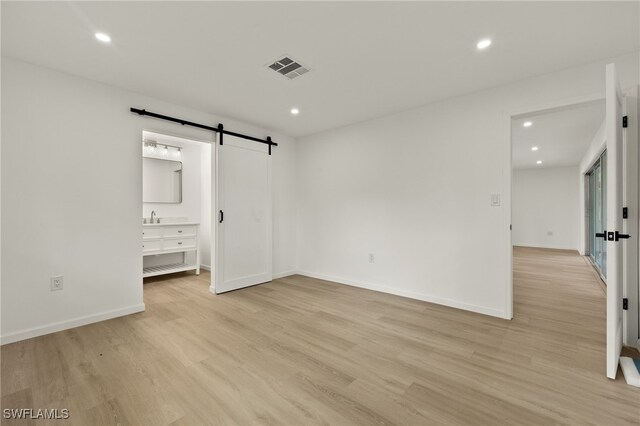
151 210 157 223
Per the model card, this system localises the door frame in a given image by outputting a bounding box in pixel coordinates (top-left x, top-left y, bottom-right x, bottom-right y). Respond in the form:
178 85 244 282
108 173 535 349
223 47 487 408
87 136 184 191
505 86 640 352
622 86 639 348
504 92 604 320
605 63 624 378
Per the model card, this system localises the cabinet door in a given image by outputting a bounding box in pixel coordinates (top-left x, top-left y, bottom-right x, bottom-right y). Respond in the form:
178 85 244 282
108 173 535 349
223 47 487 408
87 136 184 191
142 240 162 253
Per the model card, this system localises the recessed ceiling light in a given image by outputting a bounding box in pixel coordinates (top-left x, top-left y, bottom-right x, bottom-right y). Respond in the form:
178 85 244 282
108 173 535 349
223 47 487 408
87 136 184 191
536 160 542 165
523 121 533 128
476 39 492 50
290 108 299 115
531 146 539 151
95 33 111 43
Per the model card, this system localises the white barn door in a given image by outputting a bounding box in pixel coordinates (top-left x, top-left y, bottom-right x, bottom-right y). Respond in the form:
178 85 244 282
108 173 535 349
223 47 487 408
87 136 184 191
215 134 272 293
605 63 626 379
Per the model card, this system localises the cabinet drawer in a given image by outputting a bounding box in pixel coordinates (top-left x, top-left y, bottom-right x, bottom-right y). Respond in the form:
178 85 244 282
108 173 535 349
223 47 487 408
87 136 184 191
142 240 162 253
163 238 197 250
142 227 163 240
163 225 197 238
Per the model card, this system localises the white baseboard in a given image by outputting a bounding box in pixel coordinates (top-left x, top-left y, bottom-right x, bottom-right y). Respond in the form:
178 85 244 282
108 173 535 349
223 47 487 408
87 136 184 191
199 266 292 276
296 270 507 319
513 243 579 252
0 303 146 345
273 270 297 279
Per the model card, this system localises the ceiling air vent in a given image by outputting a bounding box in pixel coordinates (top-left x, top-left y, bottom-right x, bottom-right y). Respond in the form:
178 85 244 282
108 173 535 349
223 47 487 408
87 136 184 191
267 56 310 80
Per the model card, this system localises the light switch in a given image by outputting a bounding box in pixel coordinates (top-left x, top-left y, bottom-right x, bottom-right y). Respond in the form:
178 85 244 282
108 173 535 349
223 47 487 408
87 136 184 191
491 193 501 207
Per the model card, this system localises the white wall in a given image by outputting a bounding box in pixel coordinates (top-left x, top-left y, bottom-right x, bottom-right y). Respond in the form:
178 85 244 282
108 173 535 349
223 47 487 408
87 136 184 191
579 120 607 174
1 57 297 343
512 167 580 250
296 51 639 319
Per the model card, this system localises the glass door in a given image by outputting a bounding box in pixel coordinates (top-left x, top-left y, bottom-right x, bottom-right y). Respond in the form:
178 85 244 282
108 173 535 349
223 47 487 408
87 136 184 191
587 151 607 278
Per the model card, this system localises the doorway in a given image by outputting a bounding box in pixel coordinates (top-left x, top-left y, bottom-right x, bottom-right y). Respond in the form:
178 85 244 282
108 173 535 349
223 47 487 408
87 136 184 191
141 131 214 288
509 98 612 373
508 66 640 379
510 99 605 254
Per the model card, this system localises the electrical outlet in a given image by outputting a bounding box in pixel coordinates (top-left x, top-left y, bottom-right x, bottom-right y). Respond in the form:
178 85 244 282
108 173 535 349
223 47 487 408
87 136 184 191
368 253 375 263
51 276 64 291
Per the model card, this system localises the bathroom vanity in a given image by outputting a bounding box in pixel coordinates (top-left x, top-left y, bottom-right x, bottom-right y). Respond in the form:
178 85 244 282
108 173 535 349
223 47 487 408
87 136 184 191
142 221 200 277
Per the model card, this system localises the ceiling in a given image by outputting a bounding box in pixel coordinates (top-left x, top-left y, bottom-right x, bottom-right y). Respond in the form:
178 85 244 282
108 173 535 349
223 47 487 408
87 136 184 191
2 2 638 138
512 101 605 170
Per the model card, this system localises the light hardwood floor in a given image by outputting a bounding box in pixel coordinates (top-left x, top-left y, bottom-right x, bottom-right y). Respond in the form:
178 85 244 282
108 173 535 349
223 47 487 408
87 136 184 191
2 247 639 425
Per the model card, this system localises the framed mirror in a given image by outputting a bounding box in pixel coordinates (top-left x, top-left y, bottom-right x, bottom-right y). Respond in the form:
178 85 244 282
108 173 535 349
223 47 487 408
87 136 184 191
143 157 182 203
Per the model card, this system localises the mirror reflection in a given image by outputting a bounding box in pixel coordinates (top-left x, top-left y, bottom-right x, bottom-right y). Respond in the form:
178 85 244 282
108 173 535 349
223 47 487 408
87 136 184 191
143 157 182 203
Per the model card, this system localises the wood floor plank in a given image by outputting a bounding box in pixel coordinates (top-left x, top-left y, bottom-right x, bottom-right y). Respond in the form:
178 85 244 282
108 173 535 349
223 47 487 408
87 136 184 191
2 247 638 425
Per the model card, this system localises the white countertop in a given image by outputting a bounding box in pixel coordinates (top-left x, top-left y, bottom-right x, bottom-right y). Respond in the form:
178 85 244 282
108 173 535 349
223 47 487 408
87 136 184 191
143 222 200 227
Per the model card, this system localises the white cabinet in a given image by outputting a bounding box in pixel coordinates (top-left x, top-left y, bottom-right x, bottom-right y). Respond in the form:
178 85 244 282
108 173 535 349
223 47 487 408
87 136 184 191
142 222 200 278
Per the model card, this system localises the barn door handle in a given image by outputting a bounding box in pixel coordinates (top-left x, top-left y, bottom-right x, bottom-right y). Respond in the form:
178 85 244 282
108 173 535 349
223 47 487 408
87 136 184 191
219 210 224 223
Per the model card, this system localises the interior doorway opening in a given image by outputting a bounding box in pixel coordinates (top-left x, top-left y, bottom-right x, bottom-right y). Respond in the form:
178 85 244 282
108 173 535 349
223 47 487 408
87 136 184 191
509 98 615 370
509 72 640 381
510 99 605 256
141 130 214 288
